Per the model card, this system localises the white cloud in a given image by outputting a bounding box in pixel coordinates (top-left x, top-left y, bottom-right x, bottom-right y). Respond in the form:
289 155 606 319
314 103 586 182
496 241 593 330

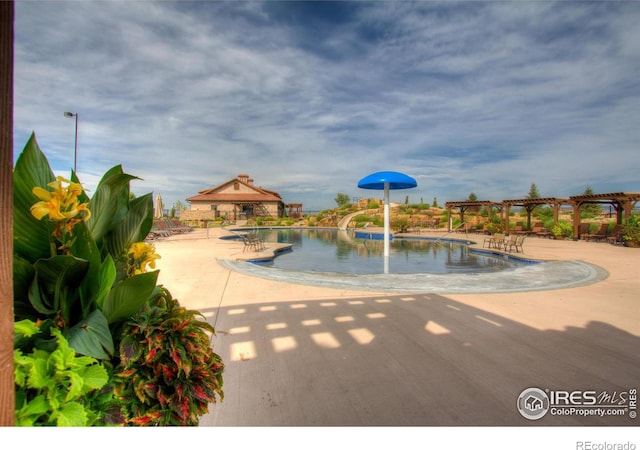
13 1 640 211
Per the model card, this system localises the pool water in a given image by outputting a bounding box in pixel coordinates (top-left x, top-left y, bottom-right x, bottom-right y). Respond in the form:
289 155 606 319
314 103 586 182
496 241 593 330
249 229 523 275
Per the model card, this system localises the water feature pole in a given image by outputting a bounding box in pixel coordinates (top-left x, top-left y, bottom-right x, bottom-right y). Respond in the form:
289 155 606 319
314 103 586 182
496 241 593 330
383 181 390 274
357 171 417 274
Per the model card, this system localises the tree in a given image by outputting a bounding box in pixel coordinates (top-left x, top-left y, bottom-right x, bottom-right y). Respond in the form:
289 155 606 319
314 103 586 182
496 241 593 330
334 193 350 207
467 192 479 212
526 182 541 199
580 186 602 217
432 197 438 208
171 200 187 218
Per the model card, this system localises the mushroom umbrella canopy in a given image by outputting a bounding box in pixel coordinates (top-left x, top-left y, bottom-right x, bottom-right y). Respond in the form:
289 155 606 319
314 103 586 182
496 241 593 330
357 171 418 274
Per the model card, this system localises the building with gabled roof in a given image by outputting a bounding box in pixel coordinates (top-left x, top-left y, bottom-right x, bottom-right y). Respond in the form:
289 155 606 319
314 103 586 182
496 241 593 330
185 174 286 221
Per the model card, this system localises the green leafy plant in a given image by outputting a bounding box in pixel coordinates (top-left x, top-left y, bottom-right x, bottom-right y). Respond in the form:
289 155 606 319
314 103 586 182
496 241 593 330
622 214 640 246
551 221 573 239
13 133 157 360
486 216 505 234
113 287 224 426
392 217 411 233
14 319 110 426
14 133 224 427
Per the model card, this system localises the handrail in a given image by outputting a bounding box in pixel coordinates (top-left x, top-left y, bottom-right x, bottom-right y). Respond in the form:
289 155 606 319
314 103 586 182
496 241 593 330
434 222 467 244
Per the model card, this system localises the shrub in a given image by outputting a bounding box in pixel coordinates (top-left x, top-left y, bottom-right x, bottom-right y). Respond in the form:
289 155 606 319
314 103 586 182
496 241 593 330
114 288 224 426
622 214 640 245
367 200 380 209
551 221 573 238
14 319 110 426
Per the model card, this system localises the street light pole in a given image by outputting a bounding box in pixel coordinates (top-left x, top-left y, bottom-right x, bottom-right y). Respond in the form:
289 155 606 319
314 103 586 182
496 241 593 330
64 111 78 173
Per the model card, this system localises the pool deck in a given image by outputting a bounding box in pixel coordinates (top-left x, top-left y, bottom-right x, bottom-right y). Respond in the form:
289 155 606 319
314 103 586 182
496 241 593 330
152 226 639 426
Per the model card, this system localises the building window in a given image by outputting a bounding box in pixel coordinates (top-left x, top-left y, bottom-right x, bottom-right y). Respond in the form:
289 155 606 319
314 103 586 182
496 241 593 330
210 205 217 211
234 182 239 190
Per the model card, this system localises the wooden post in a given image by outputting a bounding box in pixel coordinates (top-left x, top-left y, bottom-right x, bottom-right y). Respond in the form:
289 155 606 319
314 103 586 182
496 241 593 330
572 201 581 240
0 0 15 427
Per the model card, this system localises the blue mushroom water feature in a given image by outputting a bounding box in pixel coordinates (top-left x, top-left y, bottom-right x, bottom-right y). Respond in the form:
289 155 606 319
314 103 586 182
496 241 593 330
357 171 418 274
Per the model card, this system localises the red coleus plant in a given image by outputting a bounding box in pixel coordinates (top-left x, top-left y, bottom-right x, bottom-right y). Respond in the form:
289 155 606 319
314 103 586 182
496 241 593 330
113 287 224 426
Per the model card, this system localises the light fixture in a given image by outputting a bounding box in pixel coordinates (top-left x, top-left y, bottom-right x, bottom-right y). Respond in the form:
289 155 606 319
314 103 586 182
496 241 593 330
64 111 78 173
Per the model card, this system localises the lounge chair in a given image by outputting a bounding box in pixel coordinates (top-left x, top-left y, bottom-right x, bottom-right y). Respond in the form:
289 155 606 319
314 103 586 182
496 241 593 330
151 220 172 237
455 222 473 234
164 219 191 234
510 222 529 234
584 223 610 242
512 222 527 235
578 223 591 240
606 225 623 245
527 222 546 237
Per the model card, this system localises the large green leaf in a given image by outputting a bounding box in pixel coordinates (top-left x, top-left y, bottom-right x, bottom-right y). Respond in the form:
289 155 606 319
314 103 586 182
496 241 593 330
31 256 90 320
88 165 139 243
13 255 36 319
65 309 114 359
104 193 154 259
102 271 159 324
13 133 56 261
70 221 102 314
94 255 116 310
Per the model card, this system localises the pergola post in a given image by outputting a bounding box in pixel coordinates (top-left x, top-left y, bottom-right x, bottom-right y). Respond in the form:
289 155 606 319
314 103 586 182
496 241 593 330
504 203 511 235
0 0 14 426
572 201 581 240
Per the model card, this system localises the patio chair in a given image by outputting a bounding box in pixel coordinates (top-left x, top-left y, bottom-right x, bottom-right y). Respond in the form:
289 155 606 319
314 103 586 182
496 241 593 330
504 234 518 251
486 233 506 250
242 232 265 252
508 235 525 253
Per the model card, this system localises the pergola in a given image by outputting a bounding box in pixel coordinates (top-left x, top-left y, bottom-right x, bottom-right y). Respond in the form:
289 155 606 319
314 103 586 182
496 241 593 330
502 197 569 235
445 201 503 231
568 192 640 238
287 203 303 219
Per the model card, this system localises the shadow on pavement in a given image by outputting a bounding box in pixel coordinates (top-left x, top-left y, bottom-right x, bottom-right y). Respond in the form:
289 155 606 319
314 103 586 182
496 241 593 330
196 293 639 426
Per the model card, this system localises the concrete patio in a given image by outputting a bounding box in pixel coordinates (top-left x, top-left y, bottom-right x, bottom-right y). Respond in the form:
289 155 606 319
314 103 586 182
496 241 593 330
152 227 639 426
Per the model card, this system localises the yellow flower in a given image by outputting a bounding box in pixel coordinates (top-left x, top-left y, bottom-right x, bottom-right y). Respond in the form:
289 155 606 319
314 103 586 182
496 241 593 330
30 176 91 222
127 242 161 276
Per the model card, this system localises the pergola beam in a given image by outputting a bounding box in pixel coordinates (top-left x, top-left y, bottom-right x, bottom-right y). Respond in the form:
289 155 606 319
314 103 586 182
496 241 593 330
501 198 568 235
444 201 502 232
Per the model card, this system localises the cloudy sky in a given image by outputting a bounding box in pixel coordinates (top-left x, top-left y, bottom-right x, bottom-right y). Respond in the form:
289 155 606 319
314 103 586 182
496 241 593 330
13 1 640 212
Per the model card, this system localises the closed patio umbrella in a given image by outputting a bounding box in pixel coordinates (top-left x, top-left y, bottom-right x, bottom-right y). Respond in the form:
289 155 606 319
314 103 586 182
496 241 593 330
358 171 417 273
154 193 164 218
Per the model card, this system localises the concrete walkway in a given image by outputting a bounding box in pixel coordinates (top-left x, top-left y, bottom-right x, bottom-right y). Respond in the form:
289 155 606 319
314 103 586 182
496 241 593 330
152 227 639 426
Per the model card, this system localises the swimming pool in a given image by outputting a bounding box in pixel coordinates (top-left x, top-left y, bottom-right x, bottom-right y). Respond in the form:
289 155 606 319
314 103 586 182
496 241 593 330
220 228 608 293
246 228 525 275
